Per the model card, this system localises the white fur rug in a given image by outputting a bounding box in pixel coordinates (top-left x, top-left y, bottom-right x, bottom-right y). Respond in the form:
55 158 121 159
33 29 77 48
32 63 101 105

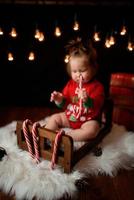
0 121 134 200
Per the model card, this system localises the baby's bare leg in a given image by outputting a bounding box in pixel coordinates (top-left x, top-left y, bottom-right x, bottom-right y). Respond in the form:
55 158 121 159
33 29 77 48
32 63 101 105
45 112 70 131
66 120 100 141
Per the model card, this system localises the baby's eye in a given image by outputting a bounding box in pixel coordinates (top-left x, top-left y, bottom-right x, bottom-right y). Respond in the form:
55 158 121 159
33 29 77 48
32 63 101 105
80 69 86 72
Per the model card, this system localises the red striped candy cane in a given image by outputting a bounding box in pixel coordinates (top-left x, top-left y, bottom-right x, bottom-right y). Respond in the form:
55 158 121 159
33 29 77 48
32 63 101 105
51 129 64 170
22 119 35 159
32 122 40 163
76 74 83 119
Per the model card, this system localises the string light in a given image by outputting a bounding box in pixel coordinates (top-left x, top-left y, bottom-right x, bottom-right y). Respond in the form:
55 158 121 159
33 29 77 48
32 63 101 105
93 32 101 42
54 19 62 37
34 28 45 42
34 29 40 39
104 30 116 48
0 16 133 62
28 51 35 61
109 35 115 46
105 37 111 48
73 13 80 31
8 52 14 61
10 27 17 38
127 41 133 51
120 25 127 36
0 27 4 35
64 55 69 63
127 36 133 51
93 26 101 42
73 21 79 31
54 26 61 37
38 32 45 42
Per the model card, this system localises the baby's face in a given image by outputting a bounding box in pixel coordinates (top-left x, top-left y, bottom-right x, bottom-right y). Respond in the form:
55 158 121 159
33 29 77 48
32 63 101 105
69 55 95 83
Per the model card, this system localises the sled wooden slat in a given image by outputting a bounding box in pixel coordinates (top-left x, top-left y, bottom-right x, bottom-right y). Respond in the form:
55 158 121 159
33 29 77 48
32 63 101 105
16 121 73 173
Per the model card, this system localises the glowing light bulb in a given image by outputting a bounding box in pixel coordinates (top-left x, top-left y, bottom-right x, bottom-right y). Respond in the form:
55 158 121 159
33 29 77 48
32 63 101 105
10 27 17 38
64 55 69 63
127 42 133 51
34 29 40 39
120 25 127 36
55 26 61 37
38 32 45 42
73 21 79 31
93 32 100 42
105 39 111 48
8 52 14 61
109 35 115 45
28 52 35 61
0 27 4 35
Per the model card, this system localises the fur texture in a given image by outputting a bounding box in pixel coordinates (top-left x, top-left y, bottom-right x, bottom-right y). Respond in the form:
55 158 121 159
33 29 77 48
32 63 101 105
0 121 134 200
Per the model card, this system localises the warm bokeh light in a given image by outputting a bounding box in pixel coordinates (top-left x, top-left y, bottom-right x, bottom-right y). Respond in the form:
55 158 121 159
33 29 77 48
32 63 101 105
109 35 115 46
54 26 61 37
64 55 69 63
0 27 4 35
105 39 111 48
10 27 17 38
73 21 79 31
127 42 133 51
34 29 40 39
38 32 45 42
28 51 35 61
120 25 127 36
8 52 14 61
93 32 100 42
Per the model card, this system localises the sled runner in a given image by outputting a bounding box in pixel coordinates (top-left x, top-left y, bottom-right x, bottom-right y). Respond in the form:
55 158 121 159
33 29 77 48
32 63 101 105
16 98 113 173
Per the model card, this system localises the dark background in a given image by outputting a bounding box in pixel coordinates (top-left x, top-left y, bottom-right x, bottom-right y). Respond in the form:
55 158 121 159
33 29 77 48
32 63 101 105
0 1 133 106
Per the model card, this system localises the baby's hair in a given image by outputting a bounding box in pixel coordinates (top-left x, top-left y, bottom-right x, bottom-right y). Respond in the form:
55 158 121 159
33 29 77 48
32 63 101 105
65 37 98 75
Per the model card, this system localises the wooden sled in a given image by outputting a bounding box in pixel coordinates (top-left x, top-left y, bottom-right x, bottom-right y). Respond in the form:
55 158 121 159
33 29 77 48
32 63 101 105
16 98 113 173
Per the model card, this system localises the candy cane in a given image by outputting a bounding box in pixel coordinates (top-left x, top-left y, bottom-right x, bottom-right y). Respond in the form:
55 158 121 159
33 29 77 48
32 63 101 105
32 122 40 163
22 119 35 159
23 119 64 169
51 129 64 170
76 74 83 119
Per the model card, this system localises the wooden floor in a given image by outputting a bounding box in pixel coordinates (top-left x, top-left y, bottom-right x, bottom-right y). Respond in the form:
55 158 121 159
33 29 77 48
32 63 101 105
0 106 134 200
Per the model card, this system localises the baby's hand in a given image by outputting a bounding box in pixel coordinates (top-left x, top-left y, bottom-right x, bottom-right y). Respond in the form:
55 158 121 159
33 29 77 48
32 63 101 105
50 91 63 104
